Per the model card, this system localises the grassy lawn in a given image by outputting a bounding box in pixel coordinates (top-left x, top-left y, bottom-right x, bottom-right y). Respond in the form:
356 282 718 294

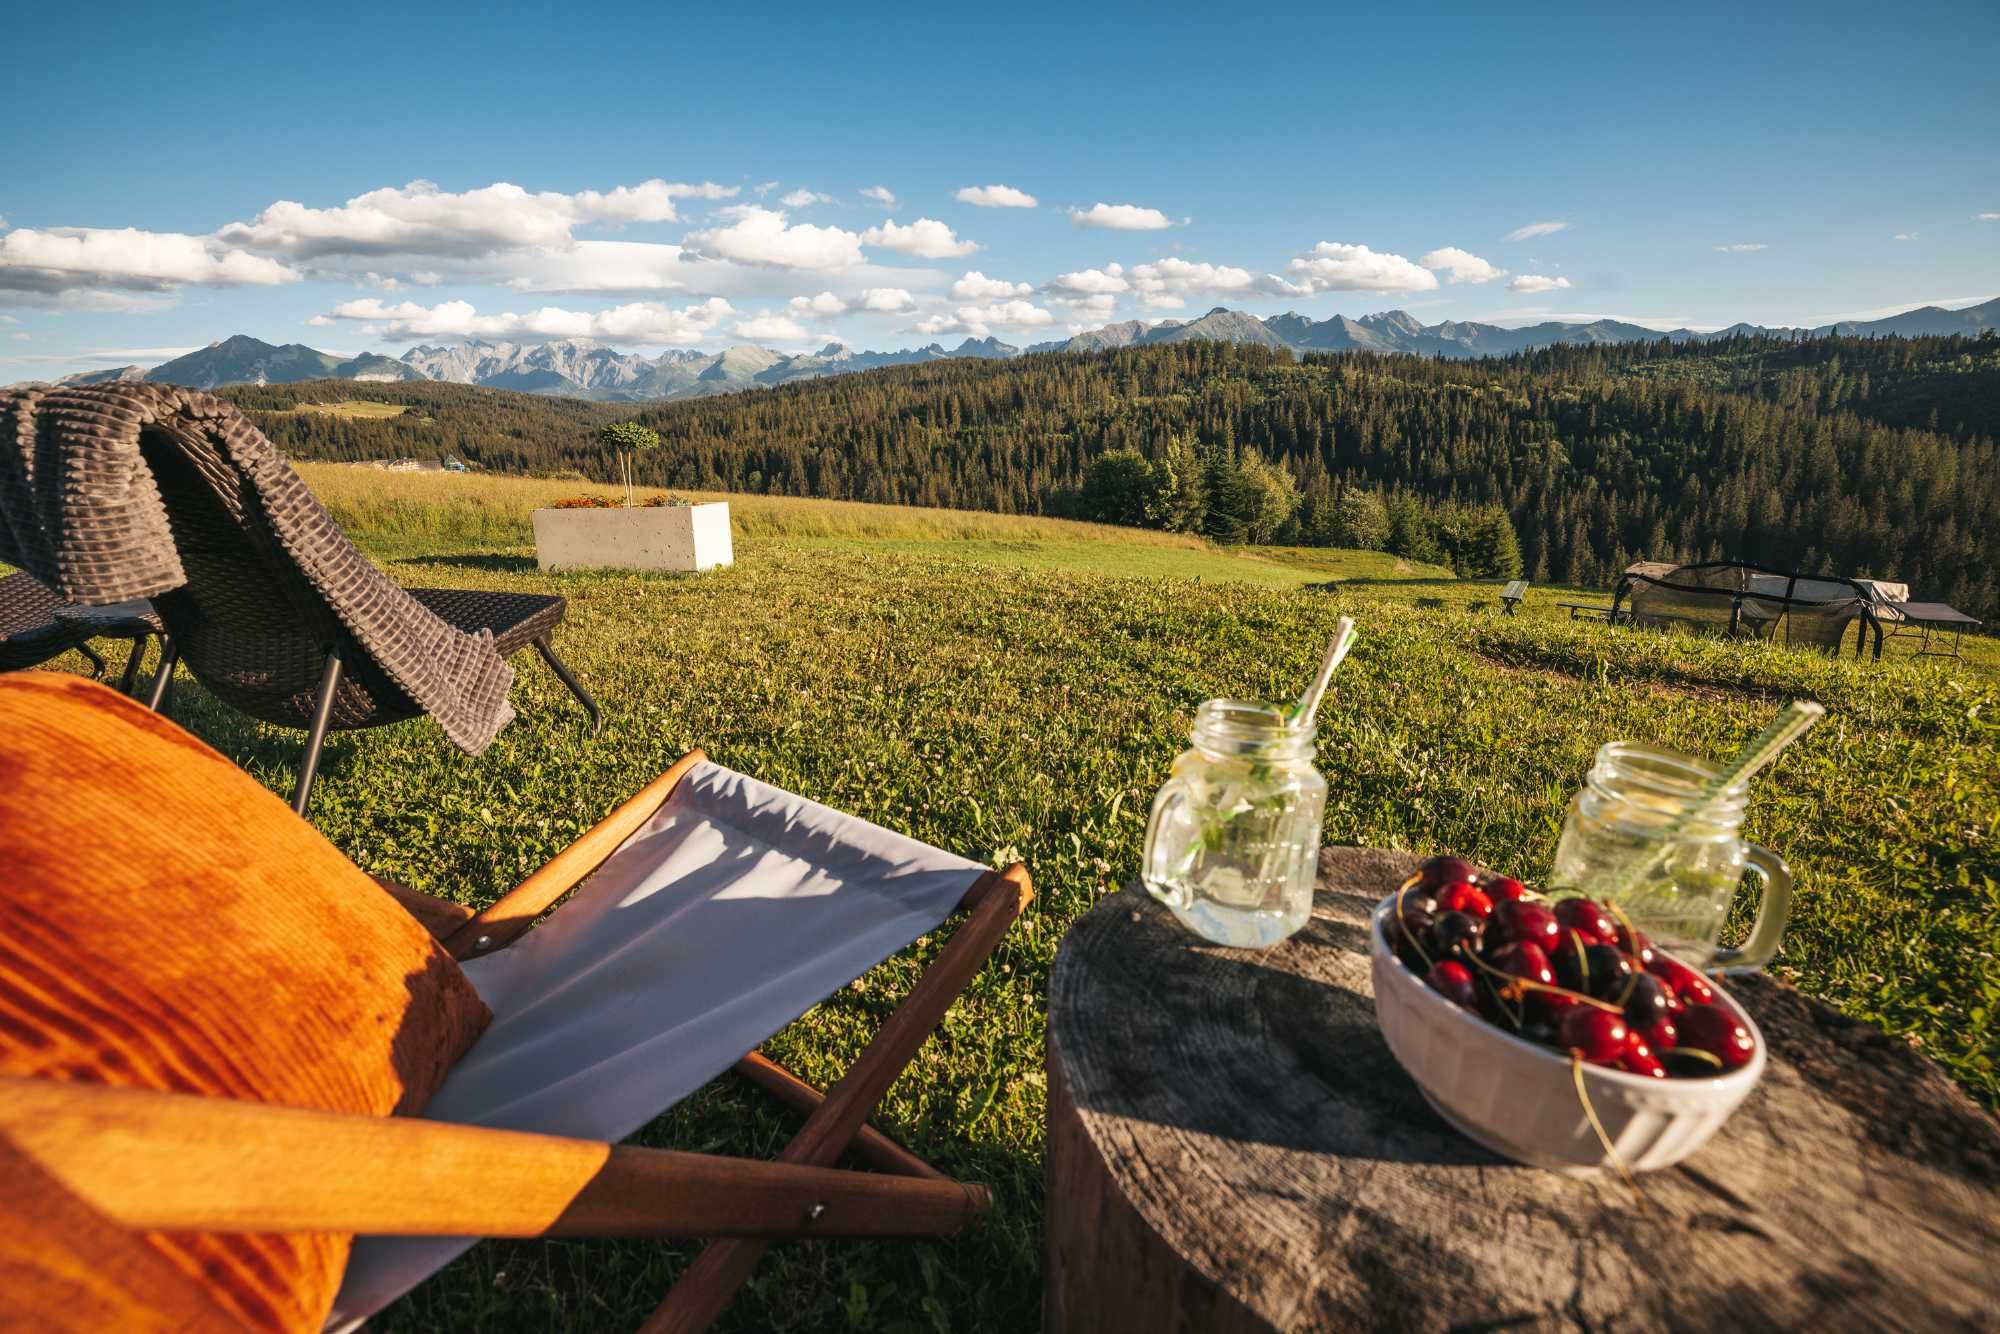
281 399 413 419
29 471 1997 1331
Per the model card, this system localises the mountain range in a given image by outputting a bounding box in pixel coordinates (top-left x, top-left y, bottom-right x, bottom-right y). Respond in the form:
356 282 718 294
32 296 1998 403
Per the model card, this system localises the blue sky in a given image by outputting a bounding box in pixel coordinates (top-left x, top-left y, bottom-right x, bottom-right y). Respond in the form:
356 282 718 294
4 0 1997 376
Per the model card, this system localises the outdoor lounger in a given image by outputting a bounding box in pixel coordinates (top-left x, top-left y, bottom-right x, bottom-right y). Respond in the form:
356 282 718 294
0 569 108 678
0 383 598 815
0 673 1031 1332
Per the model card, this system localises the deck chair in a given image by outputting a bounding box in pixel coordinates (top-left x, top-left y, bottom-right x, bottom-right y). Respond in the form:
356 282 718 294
0 383 598 816
0 674 1031 1333
0 569 107 677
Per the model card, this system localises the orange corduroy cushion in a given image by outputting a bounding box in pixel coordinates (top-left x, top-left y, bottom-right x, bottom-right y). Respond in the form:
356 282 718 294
0 673 492 1331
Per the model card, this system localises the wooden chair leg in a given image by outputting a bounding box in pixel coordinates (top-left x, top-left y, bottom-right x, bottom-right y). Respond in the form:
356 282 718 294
733 1052 944 1181
644 865 1033 1334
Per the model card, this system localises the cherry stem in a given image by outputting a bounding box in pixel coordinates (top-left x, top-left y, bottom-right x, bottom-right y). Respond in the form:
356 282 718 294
1571 1052 1648 1212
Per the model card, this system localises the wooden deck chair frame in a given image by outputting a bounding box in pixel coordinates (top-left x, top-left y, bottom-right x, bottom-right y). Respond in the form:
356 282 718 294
1 748 1032 1334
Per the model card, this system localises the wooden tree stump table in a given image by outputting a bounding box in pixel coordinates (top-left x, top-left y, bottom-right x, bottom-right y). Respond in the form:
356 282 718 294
1045 846 2000 1332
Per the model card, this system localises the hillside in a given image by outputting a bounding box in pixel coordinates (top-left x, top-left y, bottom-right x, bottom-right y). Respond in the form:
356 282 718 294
80 473 1989 1331
228 333 2000 617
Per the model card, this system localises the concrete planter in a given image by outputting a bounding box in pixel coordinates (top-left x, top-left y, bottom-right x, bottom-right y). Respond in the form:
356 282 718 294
531 501 734 573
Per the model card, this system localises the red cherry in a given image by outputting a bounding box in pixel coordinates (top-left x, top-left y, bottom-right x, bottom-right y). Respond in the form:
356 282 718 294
1637 1016 1677 1053
1614 1041 1668 1078
1491 940 1555 989
1491 900 1561 951
1425 960 1479 1012
1678 1004 1756 1069
1486 875 1531 901
1417 855 1480 890
1646 953 1717 1007
1559 1007 1629 1064
1553 897 1617 943
1614 921 1657 968
1436 881 1494 920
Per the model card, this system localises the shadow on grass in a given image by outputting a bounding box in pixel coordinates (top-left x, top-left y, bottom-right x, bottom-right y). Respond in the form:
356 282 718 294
391 552 539 574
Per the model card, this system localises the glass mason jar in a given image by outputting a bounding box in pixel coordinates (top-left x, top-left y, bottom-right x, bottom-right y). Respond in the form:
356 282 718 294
1550 741 1794 971
1142 700 1328 949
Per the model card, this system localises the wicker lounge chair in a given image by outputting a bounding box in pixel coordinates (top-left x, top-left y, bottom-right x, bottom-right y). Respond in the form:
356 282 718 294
0 384 597 814
1 673 1031 1333
0 570 107 678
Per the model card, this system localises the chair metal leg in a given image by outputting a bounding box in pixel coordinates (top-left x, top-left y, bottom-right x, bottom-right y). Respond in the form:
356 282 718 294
292 650 344 817
118 637 149 694
533 636 601 734
142 639 179 712
77 641 107 681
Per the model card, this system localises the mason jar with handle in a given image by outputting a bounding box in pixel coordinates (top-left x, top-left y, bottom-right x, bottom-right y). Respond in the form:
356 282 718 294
1142 699 1328 949
1550 741 1794 972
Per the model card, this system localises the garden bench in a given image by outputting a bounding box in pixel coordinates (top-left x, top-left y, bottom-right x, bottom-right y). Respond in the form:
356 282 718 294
1499 579 1528 615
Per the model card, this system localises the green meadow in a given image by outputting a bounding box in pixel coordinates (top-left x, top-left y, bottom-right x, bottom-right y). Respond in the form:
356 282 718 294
38 467 2000 1331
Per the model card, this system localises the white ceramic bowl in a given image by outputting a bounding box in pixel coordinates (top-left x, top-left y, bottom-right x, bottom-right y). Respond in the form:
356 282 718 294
1369 893 1765 1174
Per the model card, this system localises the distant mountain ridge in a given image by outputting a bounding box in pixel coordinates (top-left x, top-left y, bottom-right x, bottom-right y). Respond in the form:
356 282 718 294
29 297 1998 402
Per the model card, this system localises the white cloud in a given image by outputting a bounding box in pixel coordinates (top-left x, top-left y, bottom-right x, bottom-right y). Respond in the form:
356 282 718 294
1048 263 1128 295
684 206 865 270
1068 203 1172 231
1125 257 1274 308
754 181 779 197
859 287 916 312
786 287 919 318
1051 293 1118 317
956 185 1038 209
860 217 978 259
10 332 29 341
10 344 201 364
915 299 1054 338
951 271 1032 300
861 186 898 207
780 189 833 208
735 311 811 342
1507 274 1572 293
1978 212 2000 221
788 291 848 318
1713 243 1768 253
1418 247 1504 284
314 295 735 344
1893 232 1919 241
1283 242 1437 294
1504 220 1569 242
217 179 736 260
0 227 299 295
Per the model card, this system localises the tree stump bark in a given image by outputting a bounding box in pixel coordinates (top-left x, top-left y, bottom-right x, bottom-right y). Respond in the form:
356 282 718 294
1045 846 2000 1332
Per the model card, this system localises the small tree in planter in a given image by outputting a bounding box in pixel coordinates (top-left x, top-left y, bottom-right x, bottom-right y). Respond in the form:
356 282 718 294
599 421 661 507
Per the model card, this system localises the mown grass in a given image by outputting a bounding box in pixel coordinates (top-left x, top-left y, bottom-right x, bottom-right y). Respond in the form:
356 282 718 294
31 476 1997 1332
282 400 413 419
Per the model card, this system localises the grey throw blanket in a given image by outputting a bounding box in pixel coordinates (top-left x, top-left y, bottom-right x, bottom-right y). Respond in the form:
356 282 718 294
0 382 514 753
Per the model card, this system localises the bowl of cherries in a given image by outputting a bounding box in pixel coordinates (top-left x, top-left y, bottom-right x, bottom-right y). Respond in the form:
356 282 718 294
1370 854 1765 1174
